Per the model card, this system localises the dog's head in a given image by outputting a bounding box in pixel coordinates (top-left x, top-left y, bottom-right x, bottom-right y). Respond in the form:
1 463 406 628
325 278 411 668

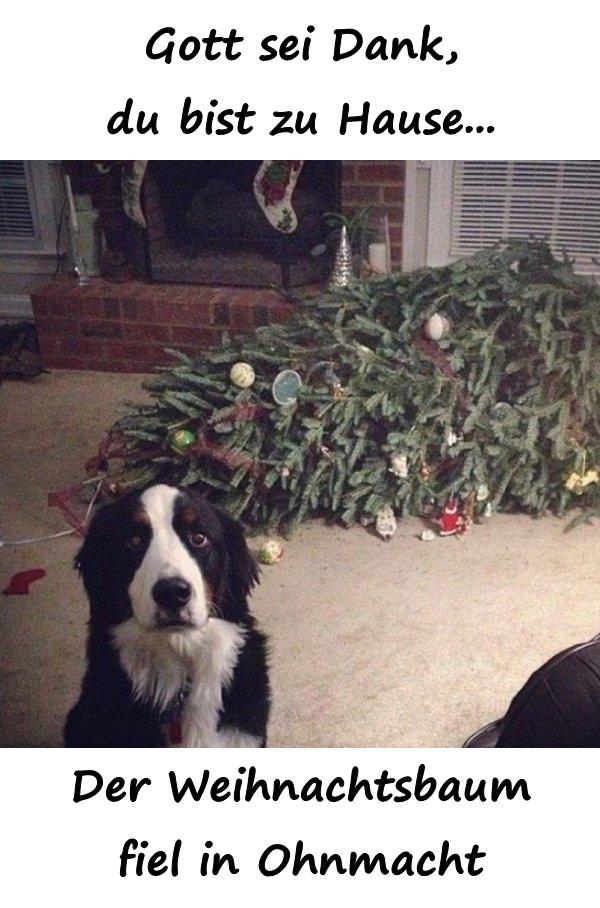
76 484 258 631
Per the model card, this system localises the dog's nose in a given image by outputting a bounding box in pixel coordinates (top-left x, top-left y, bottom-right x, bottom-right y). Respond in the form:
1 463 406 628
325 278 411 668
152 577 192 612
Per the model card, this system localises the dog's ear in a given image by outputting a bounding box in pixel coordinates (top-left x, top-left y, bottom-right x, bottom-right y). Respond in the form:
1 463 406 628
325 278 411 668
219 510 259 601
74 501 116 597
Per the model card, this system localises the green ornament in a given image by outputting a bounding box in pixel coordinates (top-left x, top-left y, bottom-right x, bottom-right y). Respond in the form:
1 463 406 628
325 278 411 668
170 429 196 454
257 540 284 564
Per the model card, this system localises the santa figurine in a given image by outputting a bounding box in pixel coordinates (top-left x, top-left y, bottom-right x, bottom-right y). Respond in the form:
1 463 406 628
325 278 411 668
438 498 462 536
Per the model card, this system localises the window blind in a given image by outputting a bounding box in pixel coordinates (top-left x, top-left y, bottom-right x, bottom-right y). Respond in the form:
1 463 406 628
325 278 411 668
450 161 600 276
0 161 36 239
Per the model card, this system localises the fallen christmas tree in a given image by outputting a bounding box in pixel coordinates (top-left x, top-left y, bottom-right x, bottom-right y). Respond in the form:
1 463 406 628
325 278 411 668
95 239 600 535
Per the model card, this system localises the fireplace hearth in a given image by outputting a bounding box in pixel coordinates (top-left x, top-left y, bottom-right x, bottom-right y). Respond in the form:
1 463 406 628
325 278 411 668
140 161 341 288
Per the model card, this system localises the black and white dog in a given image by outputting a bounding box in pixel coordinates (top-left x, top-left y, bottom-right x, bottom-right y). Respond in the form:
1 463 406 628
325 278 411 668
64 484 269 747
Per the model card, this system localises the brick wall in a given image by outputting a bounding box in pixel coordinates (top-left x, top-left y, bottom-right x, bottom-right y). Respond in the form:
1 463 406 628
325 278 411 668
341 161 405 267
32 278 294 373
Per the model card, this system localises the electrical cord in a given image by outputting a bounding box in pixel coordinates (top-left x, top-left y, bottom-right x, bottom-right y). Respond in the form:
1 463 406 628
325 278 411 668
0 477 102 549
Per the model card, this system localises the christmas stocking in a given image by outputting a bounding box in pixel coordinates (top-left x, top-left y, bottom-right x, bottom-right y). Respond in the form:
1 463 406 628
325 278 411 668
253 161 304 233
121 160 148 228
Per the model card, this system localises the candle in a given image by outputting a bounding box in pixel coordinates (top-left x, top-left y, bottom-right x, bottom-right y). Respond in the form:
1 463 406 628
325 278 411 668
368 241 389 275
63 172 78 233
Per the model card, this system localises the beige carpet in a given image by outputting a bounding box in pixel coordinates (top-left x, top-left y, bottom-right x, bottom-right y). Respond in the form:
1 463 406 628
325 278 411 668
1 371 600 747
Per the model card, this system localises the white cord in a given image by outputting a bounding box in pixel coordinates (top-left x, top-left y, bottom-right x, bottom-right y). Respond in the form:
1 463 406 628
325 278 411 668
0 478 103 550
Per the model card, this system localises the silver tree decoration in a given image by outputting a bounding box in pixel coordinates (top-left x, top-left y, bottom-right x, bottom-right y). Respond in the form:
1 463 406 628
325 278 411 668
329 224 354 288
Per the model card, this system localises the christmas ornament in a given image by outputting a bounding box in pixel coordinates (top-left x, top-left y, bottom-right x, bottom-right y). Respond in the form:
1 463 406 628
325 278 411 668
419 462 432 481
329 224 354 289
420 529 436 542
564 451 599 496
258 540 284 564
439 499 461 536
481 502 493 520
490 401 516 422
375 505 397 541
230 362 255 389
272 369 302 406
170 429 196 454
565 468 599 495
476 483 490 501
3 568 46 596
446 429 459 447
281 466 291 478
439 498 473 537
388 453 409 478
424 313 450 342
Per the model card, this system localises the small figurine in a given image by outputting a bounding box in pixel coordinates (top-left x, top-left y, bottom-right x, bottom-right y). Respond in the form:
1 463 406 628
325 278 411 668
376 505 397 541
438 498 462 536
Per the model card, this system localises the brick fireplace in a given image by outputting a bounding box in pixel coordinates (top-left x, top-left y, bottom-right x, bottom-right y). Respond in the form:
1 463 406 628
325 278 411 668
31 161 405 372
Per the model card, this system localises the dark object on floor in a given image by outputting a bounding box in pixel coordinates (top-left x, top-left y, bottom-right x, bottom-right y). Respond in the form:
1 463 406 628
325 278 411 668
0 321 43 379
464 633 600 747
3 568 47 595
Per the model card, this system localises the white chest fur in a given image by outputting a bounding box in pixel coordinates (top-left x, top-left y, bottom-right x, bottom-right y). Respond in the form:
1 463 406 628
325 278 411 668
113 617 260 747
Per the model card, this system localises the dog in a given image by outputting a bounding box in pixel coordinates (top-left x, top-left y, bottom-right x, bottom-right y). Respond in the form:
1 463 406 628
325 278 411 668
64 484 270 747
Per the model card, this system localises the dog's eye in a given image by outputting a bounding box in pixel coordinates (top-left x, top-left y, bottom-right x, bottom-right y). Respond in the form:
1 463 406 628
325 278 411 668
125 535 143 551
189 531 210 549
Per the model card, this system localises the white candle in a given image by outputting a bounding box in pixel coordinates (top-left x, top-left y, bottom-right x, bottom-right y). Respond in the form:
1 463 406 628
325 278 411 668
368 241 389 275
63 173 78 233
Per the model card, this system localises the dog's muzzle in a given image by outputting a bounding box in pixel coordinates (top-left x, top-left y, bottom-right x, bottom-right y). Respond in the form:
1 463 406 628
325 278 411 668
152 577 194 627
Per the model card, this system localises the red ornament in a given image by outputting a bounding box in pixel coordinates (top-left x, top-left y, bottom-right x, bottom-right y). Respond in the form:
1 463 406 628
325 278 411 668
438 497 473 537
439 498 461 536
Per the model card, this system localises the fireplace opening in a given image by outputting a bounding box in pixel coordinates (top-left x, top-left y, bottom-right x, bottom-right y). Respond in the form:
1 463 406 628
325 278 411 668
141 161 341 288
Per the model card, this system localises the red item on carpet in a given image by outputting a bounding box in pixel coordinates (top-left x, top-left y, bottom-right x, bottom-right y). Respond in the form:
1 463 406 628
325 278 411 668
3 568 46 596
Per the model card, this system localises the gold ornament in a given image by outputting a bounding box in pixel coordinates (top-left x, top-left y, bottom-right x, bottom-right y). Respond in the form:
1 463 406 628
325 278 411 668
565 452 599 496
230 362 255 389
419 462 431 481
565 469 599 495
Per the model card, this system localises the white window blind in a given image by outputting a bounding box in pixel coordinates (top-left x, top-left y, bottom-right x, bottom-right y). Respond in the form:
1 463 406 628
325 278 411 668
0 161 36 239
450 161 600 276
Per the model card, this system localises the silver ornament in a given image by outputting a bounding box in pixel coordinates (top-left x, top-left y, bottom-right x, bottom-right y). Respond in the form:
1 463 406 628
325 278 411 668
375 505 397 541
424 313 450 341
329 224 354 289
476 483 490 501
